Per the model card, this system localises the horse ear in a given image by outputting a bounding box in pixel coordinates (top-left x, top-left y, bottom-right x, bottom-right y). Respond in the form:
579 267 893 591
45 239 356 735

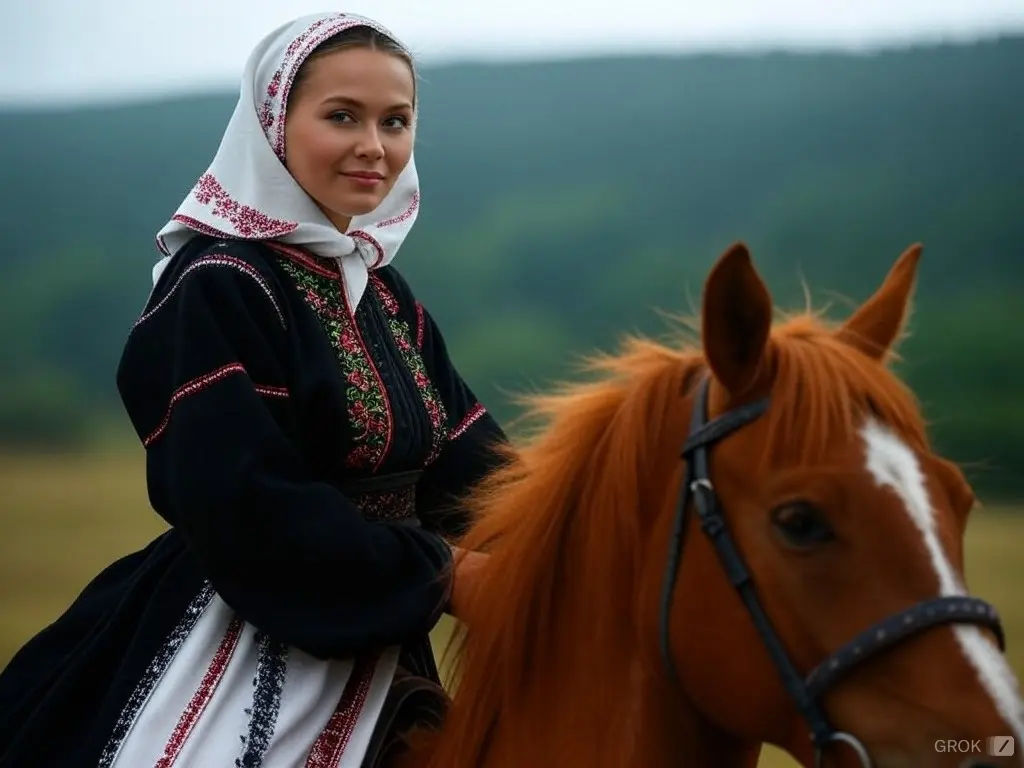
701 242 773 397
836 243 922 360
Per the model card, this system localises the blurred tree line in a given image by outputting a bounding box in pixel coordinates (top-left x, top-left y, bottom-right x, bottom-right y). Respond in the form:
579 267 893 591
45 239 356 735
0 36 1021 496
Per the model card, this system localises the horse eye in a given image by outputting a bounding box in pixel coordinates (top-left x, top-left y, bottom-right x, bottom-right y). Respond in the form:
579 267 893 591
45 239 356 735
771 501 834 550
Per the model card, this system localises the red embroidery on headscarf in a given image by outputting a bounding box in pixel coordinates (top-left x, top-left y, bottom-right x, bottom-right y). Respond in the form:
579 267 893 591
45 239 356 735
286 17 334 58
349 231 386 268
170 215 230 241
271 17 364 158
342 190 419 268
266 69 282 98
190 174 297 239
375 190 419 229
258 69 284 131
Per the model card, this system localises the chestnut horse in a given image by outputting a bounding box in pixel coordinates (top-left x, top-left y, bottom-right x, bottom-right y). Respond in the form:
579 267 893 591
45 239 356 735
400 243 1024 767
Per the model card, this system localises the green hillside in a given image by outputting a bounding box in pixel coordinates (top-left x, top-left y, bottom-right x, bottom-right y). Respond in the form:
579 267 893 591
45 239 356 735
1 36 1021 494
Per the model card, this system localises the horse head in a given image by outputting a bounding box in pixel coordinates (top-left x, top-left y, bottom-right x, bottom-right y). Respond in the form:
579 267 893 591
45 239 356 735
409 243 1023 768
652 242 1023 766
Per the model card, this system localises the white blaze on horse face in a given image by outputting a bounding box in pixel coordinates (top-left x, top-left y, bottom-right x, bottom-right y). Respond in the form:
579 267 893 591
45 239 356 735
861 417 1024 744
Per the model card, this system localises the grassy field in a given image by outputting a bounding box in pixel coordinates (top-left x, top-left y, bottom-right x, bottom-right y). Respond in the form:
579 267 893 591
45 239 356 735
2 449 1021 767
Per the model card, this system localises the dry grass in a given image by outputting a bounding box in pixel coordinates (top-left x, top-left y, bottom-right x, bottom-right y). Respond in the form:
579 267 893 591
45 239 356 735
1 449 1021 767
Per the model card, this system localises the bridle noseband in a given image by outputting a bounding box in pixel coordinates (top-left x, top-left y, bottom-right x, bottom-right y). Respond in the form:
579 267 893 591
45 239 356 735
659 377 1005 767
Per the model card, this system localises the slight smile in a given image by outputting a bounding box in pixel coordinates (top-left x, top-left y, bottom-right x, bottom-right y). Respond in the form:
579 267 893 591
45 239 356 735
341 170 385 187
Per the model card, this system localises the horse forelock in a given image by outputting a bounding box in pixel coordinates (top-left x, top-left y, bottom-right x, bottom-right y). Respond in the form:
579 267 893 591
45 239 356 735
760 312 930 468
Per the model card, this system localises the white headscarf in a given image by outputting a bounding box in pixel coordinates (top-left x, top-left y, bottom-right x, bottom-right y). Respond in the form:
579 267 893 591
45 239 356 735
153 12 420 311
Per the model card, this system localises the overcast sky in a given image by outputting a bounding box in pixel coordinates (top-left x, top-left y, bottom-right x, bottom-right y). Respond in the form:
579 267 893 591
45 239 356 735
4 0 1024 106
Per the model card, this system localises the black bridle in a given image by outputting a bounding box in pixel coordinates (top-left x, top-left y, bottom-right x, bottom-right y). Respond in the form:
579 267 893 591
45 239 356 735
659 376 1006 766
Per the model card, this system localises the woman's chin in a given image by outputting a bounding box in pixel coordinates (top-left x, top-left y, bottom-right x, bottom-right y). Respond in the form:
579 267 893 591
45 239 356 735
340 197 387 218
315 198 383 232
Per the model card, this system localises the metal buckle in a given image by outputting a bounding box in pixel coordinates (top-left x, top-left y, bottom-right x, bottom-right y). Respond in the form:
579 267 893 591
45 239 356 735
689 477 713 495
814 731 873 767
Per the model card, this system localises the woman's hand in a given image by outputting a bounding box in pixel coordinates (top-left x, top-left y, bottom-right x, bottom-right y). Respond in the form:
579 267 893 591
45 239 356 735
447 546 488 621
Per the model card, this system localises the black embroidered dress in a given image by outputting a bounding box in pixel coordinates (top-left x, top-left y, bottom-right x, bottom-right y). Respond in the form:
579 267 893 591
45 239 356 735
0 235 505 768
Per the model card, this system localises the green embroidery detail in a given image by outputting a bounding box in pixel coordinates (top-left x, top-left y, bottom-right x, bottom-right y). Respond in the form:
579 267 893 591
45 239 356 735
369 275 449 464
277 258 390 470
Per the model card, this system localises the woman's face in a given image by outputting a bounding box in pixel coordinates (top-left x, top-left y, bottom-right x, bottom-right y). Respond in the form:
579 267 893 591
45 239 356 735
284 46 415 232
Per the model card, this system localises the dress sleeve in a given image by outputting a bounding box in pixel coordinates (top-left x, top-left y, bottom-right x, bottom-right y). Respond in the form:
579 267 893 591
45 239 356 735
412 300 510 540
116 247 453 660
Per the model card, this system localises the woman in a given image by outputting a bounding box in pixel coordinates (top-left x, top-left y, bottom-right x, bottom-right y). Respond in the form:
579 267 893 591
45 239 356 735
0 12 504 768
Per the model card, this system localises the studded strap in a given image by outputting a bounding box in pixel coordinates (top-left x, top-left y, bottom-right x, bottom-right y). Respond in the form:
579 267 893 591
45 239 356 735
804 595 1004 698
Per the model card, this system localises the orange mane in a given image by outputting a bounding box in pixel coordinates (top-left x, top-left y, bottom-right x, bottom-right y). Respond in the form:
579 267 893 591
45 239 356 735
424 308 932 767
